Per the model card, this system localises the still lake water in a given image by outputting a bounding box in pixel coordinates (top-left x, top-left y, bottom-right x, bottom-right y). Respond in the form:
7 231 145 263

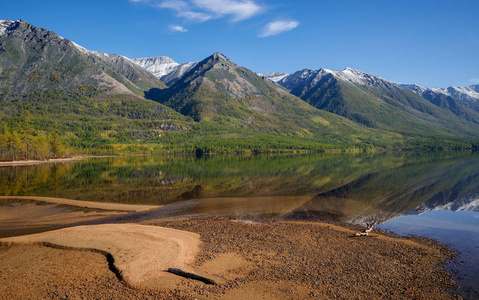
1 151 478 297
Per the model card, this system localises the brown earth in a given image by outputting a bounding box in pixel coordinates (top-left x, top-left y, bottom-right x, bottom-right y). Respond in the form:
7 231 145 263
0 217 460 300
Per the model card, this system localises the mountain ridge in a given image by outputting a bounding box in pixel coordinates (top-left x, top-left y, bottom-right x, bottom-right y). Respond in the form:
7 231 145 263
0 20 166 99
275 67 479 139
401 83 479 103
1 19 479 156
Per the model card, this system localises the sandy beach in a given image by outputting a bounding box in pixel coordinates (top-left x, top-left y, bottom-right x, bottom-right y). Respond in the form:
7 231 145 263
0 215 459 299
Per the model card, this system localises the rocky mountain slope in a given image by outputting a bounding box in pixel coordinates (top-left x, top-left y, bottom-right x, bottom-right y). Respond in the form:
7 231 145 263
0 20 164 99
399 84 479 124
0 20 192 154
276 67 479 139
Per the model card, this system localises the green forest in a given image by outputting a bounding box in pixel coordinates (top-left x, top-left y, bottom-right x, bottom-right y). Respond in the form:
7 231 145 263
1 86 478 161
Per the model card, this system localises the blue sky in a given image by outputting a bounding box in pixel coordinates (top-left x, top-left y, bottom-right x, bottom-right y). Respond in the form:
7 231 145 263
1 0 478 88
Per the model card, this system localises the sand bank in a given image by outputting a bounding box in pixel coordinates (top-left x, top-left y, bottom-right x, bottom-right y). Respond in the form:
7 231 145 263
0 157 88 167
0 196 160 212
0 223 201 289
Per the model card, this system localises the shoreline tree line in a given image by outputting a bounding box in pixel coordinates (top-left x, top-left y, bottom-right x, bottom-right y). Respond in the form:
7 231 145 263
0 112 70 161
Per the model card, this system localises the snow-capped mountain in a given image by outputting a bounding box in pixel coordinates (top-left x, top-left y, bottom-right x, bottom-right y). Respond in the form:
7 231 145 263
131 57 179 78
278 67 395 92
325 67 391 87
132 56 197 86
432 85 479 103
259 72 289 83
401 83 479 103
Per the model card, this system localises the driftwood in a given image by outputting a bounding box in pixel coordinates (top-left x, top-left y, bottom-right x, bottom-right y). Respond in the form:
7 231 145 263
167 268 216 285
354 222 374 237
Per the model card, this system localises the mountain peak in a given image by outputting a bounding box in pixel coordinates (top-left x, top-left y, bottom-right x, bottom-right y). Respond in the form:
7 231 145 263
191 52 236 73
0 19 165 97
212 52 227 59
207 52 230 63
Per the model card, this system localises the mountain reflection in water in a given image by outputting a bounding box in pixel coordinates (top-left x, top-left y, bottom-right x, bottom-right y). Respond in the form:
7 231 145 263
1 151 479 224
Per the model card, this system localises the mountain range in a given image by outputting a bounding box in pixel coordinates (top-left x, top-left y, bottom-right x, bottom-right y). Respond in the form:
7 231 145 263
132 52 479 137
1 20 479 156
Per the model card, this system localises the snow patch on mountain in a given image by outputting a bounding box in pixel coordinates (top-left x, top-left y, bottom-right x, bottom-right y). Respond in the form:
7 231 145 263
325 67 391 87
259 72 289 83
0 20 13 35
132 56 198 86
160 61 197 86
398 84 428 95
71 41 113 58
401 82 479 103
276 69 318 90
132 57 180 78
72 42 137 64
432 85 479 103
278 67 394 92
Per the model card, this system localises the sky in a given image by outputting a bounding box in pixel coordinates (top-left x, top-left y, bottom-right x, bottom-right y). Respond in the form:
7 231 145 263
1 0 478 88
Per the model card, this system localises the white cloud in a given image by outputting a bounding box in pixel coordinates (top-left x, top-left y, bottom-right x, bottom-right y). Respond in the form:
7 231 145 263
470 78 479 84
146 0 263 22
158 0 189 10
177 10 211 22
169 25 188 32
192 0 262 21
259 20 299 37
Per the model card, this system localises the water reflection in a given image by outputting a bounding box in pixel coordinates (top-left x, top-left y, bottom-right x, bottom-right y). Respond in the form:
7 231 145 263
2 151 479 295
282 152 479 225
1 152 479 223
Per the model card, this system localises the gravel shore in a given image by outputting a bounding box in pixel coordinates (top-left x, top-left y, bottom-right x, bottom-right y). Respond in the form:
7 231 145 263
0 216 459 299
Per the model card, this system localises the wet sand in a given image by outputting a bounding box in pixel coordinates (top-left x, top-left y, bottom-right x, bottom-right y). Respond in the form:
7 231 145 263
0 216 459 299
0 157 87 167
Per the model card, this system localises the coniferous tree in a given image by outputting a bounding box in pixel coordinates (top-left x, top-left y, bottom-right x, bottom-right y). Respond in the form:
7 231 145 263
23 111 32 160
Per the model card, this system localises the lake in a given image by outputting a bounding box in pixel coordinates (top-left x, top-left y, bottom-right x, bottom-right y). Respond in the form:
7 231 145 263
1 151 478 297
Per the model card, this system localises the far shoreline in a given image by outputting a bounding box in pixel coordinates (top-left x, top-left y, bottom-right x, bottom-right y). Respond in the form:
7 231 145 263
1 148 474 168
